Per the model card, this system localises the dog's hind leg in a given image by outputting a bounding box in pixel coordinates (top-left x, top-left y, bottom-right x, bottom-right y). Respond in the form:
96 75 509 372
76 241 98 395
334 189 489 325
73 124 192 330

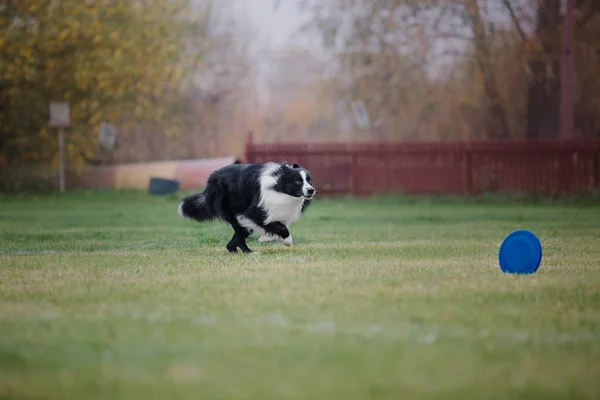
227 232 252 253
215 202 253 253
226 233 240 253
225 221 253 253
210 182 253 253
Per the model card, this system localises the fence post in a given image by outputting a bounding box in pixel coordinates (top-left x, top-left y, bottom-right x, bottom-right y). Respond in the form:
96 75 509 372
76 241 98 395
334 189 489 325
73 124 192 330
559 143 574 196
302 143 309 169
594 144 599 190
462 145 472 194
382 144 389 194
349 147 358 195
245 131 253 163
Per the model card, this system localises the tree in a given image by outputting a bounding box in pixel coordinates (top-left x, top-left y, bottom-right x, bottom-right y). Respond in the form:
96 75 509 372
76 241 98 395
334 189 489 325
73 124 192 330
296 0 514 140
108 0 258 164
0 0 206 191
291 0 600 141
524 0 561 138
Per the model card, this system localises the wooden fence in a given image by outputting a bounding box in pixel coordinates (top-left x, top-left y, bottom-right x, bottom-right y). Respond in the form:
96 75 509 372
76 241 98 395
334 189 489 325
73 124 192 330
246 135 600 196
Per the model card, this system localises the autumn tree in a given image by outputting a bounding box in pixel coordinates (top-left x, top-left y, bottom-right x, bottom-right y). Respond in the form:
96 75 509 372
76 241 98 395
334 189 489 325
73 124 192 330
289 0 600 141
110 0 257 164
0 0 207 191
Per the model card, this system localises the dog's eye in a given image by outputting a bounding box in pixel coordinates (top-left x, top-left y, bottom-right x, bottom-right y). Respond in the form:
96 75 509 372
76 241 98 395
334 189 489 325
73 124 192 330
295 180 302 185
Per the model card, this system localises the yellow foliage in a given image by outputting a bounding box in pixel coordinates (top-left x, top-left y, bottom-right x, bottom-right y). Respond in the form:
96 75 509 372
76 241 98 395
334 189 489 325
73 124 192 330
0 0 207 189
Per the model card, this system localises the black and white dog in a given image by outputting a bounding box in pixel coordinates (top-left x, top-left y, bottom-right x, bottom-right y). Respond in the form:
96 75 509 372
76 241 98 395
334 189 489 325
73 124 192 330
178 162 316 253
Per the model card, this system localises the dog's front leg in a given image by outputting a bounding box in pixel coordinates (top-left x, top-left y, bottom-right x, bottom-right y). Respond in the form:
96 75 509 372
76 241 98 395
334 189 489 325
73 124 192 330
258 231 281 243
262 222 293 247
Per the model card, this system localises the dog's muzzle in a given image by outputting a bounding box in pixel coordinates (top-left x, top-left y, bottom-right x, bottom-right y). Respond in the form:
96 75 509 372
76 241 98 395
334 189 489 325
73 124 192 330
304 188 316 200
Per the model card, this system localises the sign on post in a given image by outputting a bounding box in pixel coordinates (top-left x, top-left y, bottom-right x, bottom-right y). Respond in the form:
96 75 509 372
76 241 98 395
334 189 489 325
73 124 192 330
99 122 117 150
49 102 70 193
50 102 70 128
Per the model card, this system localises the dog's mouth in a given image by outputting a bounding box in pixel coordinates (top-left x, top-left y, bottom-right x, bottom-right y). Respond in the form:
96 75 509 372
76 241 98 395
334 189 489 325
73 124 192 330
304 193 315 200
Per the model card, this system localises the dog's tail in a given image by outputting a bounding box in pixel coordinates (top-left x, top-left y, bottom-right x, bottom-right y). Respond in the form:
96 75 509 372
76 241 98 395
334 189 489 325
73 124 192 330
177 192 217 222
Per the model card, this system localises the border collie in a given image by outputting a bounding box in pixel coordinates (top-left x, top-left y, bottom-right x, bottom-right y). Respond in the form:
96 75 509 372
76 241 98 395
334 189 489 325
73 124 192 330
178 162 316 253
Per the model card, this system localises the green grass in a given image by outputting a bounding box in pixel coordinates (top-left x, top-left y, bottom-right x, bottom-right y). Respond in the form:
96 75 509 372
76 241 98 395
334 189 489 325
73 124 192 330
1 190 599 400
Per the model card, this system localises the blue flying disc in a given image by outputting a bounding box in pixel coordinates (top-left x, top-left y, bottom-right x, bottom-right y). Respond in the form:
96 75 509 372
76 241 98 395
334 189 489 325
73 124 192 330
498 230 542 274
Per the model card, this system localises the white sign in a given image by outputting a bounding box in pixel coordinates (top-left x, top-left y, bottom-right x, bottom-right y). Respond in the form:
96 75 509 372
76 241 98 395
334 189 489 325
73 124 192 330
49 102 70 127
99 122 117 149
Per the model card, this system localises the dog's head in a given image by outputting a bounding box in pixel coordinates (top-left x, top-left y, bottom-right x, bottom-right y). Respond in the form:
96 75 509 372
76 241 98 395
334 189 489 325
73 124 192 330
277 162 316 200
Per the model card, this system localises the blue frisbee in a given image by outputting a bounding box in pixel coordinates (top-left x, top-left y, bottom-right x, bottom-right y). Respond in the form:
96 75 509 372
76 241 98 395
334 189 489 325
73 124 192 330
498 230 542 274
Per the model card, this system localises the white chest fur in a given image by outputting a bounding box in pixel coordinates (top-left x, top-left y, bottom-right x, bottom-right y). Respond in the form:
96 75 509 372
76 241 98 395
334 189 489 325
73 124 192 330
259 189 304 226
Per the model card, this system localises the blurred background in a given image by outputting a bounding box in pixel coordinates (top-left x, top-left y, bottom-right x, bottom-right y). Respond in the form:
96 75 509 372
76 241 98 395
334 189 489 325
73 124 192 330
1 0 599 194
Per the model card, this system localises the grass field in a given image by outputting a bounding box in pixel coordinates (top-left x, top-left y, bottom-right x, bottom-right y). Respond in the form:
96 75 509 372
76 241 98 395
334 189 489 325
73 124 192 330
1 190 599 400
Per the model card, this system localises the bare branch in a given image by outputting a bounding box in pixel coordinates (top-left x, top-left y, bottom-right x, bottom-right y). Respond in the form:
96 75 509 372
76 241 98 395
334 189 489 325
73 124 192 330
500 0 527 41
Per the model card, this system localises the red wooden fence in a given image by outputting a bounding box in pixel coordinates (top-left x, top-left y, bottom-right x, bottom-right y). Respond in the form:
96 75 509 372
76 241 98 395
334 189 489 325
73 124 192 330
246 135 600 196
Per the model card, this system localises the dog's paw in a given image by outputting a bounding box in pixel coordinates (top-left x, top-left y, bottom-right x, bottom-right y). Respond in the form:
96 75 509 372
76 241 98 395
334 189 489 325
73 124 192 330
282 235 293 247
258 233 277 243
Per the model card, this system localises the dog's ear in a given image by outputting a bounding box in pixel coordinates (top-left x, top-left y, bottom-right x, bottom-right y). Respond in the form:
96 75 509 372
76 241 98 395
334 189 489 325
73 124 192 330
292 163 302 169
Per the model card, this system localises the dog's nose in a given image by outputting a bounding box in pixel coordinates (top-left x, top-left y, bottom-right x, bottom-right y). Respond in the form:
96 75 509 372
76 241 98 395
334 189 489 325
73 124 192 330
307 188 315 195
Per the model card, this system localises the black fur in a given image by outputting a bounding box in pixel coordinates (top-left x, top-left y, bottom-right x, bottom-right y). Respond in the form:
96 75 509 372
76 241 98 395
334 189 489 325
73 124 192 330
178 161 315 253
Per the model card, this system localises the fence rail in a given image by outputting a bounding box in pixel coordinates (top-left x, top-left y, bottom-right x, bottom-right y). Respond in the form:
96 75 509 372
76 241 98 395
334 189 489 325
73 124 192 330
246 135 600 196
